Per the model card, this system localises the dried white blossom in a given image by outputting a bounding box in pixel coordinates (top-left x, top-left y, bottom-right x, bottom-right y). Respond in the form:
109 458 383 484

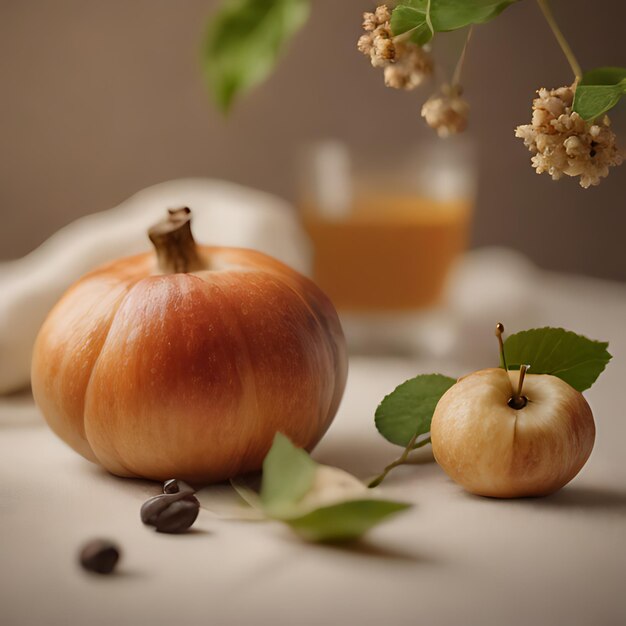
421 85 469 137
358 5 433 89
383 43 434 90
358 5 395 67
362 4 392 32
515 84 623 188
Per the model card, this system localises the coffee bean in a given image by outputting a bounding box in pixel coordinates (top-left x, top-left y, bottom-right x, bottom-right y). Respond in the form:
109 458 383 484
79 539 120 574
141 492 200 533
163 479 195 496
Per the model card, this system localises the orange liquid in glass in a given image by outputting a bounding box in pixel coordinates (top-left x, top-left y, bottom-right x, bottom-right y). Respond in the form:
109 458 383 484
302 195 471 312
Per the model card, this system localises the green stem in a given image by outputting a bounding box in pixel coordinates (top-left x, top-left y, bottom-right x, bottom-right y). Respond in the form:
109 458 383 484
536 0 582 81
425 0 434 39
368 435 432 488
451 26 473 88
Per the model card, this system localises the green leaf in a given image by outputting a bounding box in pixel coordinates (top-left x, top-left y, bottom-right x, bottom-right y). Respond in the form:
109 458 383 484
375 374 456 447
259 434 412 542
503 327 611 392
260 432 316 514
429 0 518 30
391 4 434 45
573 67 626 121
202 0 310 112
285 499 411 543
391 0 518 44
578 67 626 85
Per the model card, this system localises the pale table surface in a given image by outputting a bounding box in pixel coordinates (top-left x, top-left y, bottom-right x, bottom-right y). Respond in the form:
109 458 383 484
2 271 626 626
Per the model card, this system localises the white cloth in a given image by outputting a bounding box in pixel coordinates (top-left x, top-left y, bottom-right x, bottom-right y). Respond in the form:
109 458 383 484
0 179 311 394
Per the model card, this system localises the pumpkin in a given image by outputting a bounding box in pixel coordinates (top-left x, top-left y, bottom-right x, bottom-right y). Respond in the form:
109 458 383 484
31 208 347 483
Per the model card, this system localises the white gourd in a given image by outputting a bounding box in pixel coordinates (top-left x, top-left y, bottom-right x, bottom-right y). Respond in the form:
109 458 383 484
0 178 311 394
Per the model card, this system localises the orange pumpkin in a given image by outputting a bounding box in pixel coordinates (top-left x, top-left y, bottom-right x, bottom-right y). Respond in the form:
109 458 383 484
32 208 347 483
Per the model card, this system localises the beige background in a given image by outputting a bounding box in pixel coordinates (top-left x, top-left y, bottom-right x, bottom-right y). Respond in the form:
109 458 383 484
1 0 625 278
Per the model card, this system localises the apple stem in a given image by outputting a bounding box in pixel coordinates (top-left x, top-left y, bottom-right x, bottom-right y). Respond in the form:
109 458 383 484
516 364 528 398
148 207 205 274
509 364 529 410
495 323 509 372
367 434 431 488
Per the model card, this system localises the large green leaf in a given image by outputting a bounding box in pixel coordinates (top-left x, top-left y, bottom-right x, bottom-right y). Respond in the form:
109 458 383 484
573 67 626 121
202 0 310 112
260 432 316 514
391 0 518 44
503 327 611 392
375 374 456 447
286 500 411 543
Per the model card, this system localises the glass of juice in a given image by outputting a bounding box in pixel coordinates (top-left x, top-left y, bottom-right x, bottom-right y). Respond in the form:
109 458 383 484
299 139 476 354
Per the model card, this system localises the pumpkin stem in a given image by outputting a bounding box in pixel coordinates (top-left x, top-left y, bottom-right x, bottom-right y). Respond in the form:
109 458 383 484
148 208 205 274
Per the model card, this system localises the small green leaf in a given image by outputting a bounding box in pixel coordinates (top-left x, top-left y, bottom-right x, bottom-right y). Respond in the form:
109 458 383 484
375 374 456 447
202 0 310 113
503 327 611 392
579 67 626 86
391 4 434 45
259 434 412 542
429 0 518 30
260 433 316 514
285 499 411 543
391 0 518 44
573 67 626 121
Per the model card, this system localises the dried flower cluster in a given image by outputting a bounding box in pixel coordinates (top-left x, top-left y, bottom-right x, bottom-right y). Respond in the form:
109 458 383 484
357 5 433 91
421 85 469 137
515 85 623 188
357 5 394 67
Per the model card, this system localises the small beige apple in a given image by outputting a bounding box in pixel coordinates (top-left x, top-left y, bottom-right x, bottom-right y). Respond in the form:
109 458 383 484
430 367 595 498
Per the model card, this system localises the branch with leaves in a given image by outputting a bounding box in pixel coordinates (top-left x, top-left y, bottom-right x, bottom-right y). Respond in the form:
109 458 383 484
368 326 611 487
202 0 624 187
359 0 624 187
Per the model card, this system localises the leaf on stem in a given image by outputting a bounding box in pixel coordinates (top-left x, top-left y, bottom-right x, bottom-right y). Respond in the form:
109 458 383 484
573 67 626 121
375 374 456 447
503 327 611 392
260 433 411 542
286 500 411 543
202 0 310 113
391 0 518 44
392 3 434 45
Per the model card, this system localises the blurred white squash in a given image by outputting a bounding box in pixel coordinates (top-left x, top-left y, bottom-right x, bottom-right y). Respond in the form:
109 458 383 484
0 179 311 394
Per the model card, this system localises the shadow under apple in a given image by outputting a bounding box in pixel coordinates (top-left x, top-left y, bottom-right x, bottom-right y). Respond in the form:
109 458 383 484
459 482 626 513
534 484 626 512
